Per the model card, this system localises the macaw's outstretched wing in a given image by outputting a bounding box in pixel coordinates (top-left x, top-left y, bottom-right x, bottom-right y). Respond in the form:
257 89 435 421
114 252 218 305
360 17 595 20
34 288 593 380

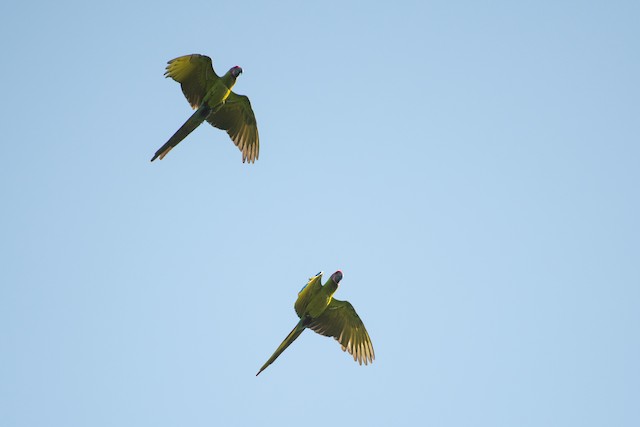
165 54 219 109
308 298 375 365
206 92 260 163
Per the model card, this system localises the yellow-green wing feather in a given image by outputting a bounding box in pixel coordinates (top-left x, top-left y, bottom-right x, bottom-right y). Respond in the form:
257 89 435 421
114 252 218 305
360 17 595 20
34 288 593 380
206 92 260 163
294 273 323 318
308 298 375 365
165 54 218 109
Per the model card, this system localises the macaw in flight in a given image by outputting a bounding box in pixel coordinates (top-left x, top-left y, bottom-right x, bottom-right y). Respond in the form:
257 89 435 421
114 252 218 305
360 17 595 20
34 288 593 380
257 271 374 376
151 54 259 163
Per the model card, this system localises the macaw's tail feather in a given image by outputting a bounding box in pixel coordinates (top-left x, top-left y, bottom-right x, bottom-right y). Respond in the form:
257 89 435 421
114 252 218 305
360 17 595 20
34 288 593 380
256 319 308 376
151 106 211 162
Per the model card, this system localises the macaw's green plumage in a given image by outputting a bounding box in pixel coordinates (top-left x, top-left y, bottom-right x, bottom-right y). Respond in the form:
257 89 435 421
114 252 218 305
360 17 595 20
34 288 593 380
256 271 374 376
151 54 259 163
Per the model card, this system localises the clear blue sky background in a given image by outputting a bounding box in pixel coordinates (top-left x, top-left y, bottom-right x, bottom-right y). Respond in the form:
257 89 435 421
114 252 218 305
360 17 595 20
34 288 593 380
1 1 638 426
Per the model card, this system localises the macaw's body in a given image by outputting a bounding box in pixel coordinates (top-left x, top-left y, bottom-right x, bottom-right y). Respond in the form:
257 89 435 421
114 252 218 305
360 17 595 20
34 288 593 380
256 271 374 376
151 54 259 163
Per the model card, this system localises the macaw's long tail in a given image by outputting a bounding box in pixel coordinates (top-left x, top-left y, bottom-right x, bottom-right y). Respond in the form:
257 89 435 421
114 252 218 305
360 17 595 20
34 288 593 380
151 105 211 161
256 319 308 376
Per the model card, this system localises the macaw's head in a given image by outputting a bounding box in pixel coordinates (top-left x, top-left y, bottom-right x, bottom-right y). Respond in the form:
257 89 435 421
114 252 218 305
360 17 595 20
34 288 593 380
230 66 243 78
330 270 343 285
324 270 343 295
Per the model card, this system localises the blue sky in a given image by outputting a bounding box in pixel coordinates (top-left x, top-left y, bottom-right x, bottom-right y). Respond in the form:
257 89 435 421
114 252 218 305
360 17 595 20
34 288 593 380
1 1 639 425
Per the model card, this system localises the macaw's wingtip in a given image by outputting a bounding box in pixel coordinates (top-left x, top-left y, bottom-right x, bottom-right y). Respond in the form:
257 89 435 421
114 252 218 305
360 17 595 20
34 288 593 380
255 370 262 377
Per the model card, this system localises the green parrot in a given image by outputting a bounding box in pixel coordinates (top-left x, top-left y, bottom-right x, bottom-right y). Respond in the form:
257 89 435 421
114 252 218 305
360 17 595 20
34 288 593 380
151 54 259 163
256 271 374 376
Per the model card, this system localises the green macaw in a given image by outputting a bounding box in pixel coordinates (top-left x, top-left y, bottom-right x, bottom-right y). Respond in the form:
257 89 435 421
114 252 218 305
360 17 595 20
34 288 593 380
256 271 374 376
151 54 259 163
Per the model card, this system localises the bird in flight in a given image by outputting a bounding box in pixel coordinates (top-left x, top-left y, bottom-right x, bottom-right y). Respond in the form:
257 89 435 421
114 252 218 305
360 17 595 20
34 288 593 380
151 54 259 163
257 271 374 376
